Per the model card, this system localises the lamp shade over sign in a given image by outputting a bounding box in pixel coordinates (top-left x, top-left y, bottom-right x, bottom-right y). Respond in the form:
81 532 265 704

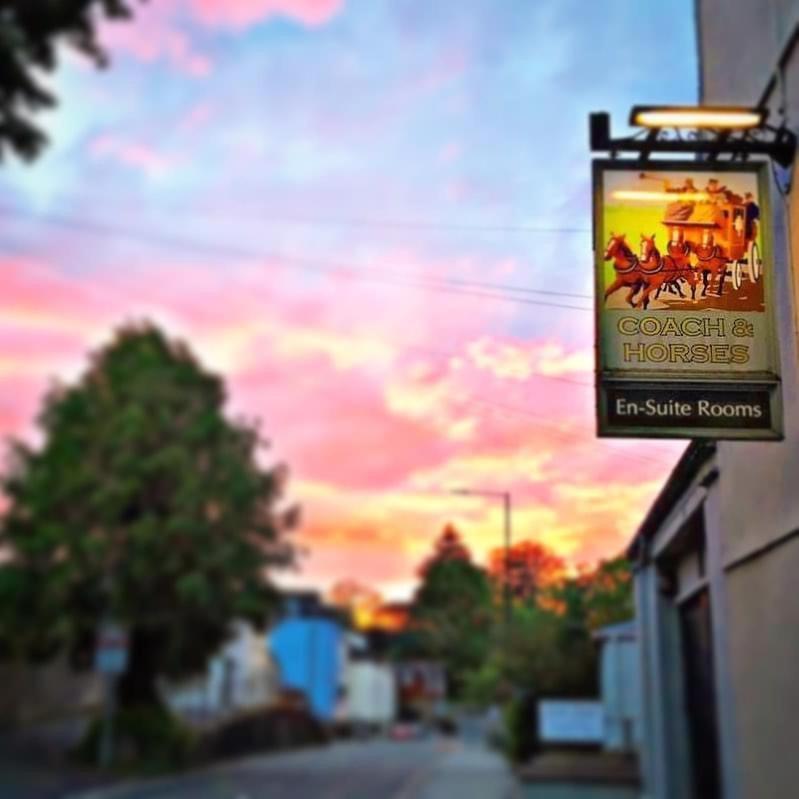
629 105 766 130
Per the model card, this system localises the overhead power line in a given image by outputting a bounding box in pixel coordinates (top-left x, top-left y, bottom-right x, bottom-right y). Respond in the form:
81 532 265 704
0 218 673 467
0 206 594 312
38 193 593 236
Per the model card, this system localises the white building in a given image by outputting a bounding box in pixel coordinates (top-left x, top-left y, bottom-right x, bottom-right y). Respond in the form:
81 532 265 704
334 632 397 731
594 620 641 753
161 621 280 724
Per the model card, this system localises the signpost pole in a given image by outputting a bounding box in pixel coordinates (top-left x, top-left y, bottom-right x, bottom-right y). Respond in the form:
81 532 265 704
502 492 512 628
94 621 128 769
99 673 116 769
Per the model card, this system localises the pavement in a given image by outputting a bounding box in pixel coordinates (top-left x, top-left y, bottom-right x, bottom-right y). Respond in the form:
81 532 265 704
516 751 641 799
0 760 109 799
56 735 519 799
0 722 110 799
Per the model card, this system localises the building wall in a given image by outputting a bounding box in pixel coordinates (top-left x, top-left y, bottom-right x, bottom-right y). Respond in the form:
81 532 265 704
698 1 798 103
0 654 102 726
344 661 396 726
269 617 342 721
696 3 799 797
723 535 799 799
599 637 641 752
161 621 280 724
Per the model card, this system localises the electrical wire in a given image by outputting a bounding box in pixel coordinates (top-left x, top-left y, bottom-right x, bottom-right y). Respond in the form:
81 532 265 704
0 205 594 312
0 206 676 467
29 192 593 236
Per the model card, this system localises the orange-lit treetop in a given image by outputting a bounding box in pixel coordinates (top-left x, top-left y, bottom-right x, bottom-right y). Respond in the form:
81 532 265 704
488 540 566 603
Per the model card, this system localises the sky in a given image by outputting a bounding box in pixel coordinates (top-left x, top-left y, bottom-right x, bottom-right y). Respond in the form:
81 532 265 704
1 0 698 599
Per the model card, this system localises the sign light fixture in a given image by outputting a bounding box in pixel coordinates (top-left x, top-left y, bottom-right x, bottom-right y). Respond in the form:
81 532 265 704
589 107 796 169
630 105 766 130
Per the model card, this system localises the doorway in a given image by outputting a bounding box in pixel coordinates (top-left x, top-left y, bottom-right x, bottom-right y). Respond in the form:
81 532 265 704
680 589 722 799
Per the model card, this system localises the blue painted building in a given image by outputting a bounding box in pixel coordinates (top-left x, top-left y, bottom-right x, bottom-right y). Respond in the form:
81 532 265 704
268 592 344 721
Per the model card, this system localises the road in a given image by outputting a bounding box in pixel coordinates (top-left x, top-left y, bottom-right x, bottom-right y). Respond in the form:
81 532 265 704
68 735 519 799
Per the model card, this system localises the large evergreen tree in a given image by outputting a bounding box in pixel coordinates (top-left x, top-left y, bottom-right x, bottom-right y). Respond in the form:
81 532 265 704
0 0 139 160
412 525 492 694
0 323 297 709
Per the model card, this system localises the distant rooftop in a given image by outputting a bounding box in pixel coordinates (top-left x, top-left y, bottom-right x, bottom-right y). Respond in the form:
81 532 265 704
593 620 637 641
279 590 345 622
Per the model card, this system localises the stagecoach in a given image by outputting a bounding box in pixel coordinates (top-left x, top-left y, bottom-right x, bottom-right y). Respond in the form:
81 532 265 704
657 188 763 295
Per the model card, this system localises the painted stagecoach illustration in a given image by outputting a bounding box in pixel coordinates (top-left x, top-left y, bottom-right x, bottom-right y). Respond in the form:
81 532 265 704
603 172 763 310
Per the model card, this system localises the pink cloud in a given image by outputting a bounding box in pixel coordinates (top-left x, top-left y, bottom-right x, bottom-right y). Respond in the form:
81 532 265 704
233 357 455 491
439 141 463 164
0 259 118 327
0 255 681 596
99 0 343 74
101 4 213 76
188 0 345 29
90 135 174 178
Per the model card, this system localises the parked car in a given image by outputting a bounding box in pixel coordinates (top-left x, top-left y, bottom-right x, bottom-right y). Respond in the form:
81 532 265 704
389 720 423 741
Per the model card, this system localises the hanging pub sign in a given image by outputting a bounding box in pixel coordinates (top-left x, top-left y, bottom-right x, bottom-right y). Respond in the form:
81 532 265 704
593 161 782 439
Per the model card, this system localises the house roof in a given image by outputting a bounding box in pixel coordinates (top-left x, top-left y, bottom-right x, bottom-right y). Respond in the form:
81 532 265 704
593 620 637 642
627 440 717 564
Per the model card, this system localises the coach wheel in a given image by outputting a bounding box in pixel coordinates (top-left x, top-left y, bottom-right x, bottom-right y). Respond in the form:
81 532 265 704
731 260 743 291
749 240 762 282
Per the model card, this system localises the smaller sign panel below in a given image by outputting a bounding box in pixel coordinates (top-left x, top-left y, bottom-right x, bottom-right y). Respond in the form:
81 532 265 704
605 383 774 432
538 700 603 744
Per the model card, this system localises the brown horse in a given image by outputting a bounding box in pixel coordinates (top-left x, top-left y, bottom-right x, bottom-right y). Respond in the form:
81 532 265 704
603 233 643 307
636 234 697 309
661 233 698 301
691 230 729 296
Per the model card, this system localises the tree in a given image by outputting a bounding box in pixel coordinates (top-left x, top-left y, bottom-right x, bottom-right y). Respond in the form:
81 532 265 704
464 602 598 711
488 540 565 604
412 526 492 694
0 323 297 711
0 1 139 160
579 556 634 631
464 554 634 715
417 523 472 577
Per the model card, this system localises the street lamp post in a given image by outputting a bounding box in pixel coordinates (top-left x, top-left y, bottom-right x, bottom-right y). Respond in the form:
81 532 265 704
451 488 512 626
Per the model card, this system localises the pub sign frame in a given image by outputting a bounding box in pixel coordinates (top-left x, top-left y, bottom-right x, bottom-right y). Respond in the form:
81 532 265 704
593 159 782 440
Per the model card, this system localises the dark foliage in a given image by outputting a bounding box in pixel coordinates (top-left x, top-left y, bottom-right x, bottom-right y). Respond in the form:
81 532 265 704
0 1 139 160
411 525 493 694
197 707 328 762
0 323 297 711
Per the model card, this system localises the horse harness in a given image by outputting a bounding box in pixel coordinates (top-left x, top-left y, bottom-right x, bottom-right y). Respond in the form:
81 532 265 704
639 255 664 275
613 254 640 274
694 243 724 263
667 241 691 259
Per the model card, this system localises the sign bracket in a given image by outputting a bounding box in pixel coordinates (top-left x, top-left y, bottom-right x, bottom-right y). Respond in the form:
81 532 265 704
589 111 797 169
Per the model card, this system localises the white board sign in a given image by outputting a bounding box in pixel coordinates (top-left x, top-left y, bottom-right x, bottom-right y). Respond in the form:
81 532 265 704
94 623 129 675
538 700 603 743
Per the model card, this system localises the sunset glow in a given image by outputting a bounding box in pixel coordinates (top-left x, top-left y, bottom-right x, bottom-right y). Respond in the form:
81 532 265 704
0 0 696 600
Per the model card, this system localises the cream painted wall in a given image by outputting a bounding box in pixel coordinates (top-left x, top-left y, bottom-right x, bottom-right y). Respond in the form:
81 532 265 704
723 537 799 799
697 0 799 561
698 0 799 103
698 4 799 797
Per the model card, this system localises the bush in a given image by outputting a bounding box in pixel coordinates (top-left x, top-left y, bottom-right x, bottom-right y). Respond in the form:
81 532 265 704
197 706 328 762
462 661 503 708
73 704 195 773
502 693 539 764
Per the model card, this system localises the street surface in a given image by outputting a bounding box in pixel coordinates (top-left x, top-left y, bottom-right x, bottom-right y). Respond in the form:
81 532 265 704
67 736 519 799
